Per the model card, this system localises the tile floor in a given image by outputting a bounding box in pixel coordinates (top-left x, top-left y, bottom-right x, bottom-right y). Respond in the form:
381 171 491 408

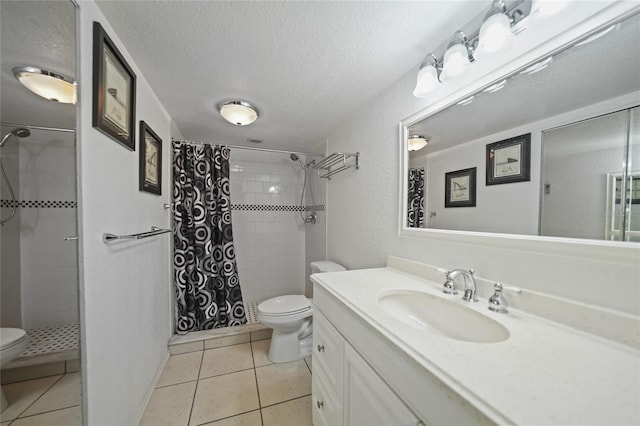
0 372 81 426
140 338 313 426
1 338 309 426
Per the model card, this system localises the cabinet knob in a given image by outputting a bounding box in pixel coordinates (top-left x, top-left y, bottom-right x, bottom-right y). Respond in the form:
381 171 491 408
317 344 325 352
316 400 324 409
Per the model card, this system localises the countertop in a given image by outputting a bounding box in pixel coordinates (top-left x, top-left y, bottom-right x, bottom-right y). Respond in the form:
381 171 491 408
312 266 640 425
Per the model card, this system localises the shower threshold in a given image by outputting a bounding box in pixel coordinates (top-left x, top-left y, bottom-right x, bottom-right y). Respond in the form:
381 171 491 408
169 300 271 351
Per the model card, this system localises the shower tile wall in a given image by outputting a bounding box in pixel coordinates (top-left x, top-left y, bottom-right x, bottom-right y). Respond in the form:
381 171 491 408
230 150 307 304
1 129 78 329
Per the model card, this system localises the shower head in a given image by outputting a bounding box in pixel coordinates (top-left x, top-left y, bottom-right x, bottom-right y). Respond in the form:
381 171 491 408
0 128 31 148
290 153 299 162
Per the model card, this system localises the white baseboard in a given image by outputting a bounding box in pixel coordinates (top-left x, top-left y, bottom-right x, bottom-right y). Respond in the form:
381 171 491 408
133 350 170 426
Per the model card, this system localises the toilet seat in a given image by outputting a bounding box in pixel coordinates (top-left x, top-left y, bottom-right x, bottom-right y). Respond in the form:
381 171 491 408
0 328 27 351
258 295 311 317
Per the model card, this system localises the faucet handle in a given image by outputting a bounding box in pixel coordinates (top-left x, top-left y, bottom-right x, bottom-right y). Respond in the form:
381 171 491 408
443 277 458 295
488 282 521 314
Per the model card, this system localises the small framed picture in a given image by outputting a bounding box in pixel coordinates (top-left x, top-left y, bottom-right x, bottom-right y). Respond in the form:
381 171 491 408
92 21 136 150
445 167 476 208
139 121 162 195
486 133 531 185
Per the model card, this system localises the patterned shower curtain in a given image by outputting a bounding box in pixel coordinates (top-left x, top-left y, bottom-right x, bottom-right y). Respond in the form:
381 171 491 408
407 168 425 228
172 141 246 334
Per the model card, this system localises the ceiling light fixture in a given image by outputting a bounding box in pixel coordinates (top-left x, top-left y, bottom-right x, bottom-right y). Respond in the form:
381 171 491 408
13 66 76 104
475 0 514 59
440 31 473 82
408 134 430 151
217 100 260 126
413 54 441 97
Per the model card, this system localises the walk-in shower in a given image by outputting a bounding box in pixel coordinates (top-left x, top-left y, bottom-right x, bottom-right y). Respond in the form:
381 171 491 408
0 128 31 226
290 153 317 224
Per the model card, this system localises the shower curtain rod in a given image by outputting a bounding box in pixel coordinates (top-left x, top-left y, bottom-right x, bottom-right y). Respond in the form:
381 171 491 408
0 123 75 133
173 138 324 158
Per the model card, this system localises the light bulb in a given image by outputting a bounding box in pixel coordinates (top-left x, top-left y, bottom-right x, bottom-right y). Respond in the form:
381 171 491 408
413 64 440 97
476 13 513 57
441 44 471 81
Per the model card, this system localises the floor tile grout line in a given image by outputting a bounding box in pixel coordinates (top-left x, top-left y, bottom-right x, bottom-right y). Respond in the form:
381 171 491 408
260 393 312 410
11 373 65 421
191 408 261 426
250 340 265 426
186 350 206 426
10 403 80 420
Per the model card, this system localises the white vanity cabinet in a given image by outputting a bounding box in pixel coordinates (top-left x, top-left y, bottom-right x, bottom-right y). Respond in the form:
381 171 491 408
312 307 422 426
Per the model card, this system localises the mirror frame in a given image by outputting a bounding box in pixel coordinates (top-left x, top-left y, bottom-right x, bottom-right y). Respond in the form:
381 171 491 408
399 2 640 264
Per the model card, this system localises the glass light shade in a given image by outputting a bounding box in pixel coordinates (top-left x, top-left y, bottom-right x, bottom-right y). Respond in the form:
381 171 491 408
408 135 429 151
413 64 440 97
218 100 260 126
457 96 475 106
440 44 471 81
13 67 76 104
520 57 553 75
476 13 513 57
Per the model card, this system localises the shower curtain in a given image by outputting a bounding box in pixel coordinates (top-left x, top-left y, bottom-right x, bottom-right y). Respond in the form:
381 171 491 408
407 168 425 228
173 141 246 333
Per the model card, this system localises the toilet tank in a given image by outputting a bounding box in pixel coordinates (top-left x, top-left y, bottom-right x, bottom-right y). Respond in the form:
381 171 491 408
310 260 346 274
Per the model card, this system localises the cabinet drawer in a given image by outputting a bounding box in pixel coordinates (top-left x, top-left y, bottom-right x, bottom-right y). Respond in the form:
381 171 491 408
312 366 344 426
313 309 345 397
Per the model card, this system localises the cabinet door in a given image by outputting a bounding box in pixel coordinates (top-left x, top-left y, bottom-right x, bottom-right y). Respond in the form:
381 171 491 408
312 364 344 426
313 309 345 397
344 343 423 426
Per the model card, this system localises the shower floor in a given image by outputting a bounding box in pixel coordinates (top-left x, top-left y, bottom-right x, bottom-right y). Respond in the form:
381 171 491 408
244 300 258 324
21 323 79 357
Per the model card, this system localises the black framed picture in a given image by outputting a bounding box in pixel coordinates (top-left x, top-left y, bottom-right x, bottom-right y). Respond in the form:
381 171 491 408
93 21 136 150
486 133 531 185
139 121 162 195
445 167 476 208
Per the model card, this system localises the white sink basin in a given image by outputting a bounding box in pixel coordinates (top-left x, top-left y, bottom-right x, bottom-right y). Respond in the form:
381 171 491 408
378 290 509 343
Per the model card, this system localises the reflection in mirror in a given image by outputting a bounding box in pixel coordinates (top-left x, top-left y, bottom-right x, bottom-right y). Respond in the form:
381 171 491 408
404 12 640 242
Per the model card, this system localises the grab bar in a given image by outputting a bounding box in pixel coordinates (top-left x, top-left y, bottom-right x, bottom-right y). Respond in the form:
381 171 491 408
102 226 172 243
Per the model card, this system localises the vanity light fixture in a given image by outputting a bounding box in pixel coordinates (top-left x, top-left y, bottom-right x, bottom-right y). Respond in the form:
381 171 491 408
475 0 514 59
408 134 430 151
217 100 260 126
13 66 76 104
440 31 473 81
413 54 441 97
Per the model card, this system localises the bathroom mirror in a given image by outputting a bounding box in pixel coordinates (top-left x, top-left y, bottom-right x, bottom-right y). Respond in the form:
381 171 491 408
402 11 640 244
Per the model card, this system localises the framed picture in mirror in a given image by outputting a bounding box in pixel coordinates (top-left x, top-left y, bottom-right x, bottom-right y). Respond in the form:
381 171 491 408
486 133 531 185
445 167 476 208
139 121 162 195
93 21 136 150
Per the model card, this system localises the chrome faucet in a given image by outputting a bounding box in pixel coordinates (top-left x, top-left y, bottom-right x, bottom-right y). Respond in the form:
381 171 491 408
444 269 478 302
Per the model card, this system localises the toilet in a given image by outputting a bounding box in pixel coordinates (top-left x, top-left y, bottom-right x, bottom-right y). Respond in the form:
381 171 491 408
1 328 29 412
257 260 346 363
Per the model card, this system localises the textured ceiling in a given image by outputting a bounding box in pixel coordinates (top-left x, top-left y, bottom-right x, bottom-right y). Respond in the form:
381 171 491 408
410 13 640 155
94 1 489 152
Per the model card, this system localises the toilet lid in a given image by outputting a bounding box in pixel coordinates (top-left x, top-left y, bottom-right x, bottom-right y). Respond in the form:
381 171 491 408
0 328 27 350
258 295 311 316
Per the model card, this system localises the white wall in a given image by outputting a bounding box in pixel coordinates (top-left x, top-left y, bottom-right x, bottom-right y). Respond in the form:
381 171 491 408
324 3 640 316
229 149 306 303
78 2 173 424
